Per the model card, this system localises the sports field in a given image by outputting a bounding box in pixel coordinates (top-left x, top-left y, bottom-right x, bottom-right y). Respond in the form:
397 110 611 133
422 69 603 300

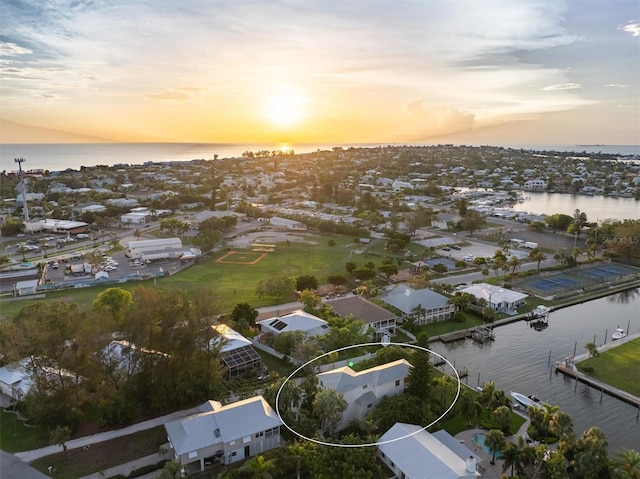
518 263 640 297
576 337 640 397
144 234 360 308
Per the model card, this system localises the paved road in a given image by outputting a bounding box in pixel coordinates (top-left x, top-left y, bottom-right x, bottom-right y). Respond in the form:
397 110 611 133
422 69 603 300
14 407 199 463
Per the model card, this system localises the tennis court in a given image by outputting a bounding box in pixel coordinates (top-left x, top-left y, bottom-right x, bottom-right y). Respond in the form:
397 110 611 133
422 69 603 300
524 275 581 294
518 262 640 297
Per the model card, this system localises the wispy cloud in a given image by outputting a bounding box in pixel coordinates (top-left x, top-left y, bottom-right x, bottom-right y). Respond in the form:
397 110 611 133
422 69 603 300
621 22 640 36
0 42 32 56
542 83 582 91
0 0 637 143
604 84 627 88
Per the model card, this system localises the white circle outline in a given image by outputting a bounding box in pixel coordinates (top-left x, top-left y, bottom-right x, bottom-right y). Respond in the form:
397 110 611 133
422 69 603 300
275 341 461 448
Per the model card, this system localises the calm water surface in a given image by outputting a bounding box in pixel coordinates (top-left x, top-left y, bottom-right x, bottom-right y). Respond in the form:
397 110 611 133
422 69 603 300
512 192 638 222
431 290 640 451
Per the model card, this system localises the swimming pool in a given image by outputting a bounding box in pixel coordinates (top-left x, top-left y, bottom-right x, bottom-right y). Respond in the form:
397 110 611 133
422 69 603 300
471 433 504 458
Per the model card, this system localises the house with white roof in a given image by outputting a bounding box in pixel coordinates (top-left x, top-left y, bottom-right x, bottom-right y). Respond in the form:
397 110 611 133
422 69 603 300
459 283 528 311
164 396 282 472
0 360 33 402
317 359 411 431
210 325 261 378
269 216 307 231
432 212 462 230
378 423 481 479
15 279 39 296
256 310 329 338
381 285 455 325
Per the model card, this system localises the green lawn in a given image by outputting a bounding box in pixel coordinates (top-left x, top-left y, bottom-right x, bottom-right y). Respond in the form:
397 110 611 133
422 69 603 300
418 313 485 338
0 408 51 452
0 233 358 321
165 234 356 309
576 337 640 397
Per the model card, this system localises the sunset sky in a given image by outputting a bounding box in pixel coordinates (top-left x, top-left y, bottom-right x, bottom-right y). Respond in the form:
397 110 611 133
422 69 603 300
1 0 639 145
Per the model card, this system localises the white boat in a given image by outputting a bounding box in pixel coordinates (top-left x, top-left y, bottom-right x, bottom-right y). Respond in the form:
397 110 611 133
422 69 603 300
510 391 547 410
612 328 627 340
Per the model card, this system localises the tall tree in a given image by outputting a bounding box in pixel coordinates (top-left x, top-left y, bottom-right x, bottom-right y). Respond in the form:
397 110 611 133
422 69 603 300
485 429 506 465
312 388 347 436
612 448 640 479
93 287 133 326
573 427 609 479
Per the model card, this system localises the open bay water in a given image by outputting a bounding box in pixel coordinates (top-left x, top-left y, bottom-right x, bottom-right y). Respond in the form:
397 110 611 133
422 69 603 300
2 142 638 172
430 291 640 451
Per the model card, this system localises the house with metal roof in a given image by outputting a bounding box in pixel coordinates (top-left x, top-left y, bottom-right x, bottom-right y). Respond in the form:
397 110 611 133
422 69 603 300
432 212 462 230
328 296 398 339
210 325 261 378
317 359 411 431
256 309 329 338
381 285 455 325
378 423 481 479
164 395 282 473
0 360 33 402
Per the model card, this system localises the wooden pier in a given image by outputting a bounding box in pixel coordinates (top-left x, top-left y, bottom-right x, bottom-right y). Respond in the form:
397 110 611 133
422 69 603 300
439 329 472 343
555 359 640 408
438 326 495 343
471 325 495 343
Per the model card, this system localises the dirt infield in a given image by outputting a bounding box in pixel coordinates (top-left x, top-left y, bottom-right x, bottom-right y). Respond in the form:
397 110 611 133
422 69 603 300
215 250 267 265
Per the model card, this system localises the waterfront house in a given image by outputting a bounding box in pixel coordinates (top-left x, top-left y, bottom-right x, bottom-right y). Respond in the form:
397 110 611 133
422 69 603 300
378 423 480 479
164 396 282 472
458 283 528 311
316 359 411 431
328 295 398 339
381 285 455 325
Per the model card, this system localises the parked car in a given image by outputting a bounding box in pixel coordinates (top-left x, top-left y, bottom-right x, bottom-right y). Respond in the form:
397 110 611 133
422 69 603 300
463 254 475 262
451 244 461 250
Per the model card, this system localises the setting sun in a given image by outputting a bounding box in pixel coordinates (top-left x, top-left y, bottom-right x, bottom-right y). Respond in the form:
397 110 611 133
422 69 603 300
265 90 306 128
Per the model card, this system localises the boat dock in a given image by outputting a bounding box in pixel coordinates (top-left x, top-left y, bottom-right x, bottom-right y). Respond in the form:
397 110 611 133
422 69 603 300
555 358 640 409
438 326 495 343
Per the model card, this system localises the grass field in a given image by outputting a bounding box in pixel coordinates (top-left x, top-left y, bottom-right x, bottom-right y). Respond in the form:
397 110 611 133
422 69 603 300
0 408 50 452
576 337 640 397
0 233 361 321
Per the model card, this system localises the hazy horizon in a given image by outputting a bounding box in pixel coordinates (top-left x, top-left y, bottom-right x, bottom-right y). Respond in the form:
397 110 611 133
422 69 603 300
1 1 638 145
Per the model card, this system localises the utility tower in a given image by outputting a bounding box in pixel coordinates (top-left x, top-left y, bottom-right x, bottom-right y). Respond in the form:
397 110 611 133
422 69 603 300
15 158 30 222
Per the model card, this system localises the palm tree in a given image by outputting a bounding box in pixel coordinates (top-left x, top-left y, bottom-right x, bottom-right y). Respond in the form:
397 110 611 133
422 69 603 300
585 342 599 359
501 441 522 477
509 256 522 275
411 304 426 324
540 403 560 439
485 429 506 465
529 249 546 273
458 389 483 426
489 389 512 411
549 411 574 439
612 448 640 479
241 454 276 479
492 405 512 434
479 381 497 408
134 229 143 240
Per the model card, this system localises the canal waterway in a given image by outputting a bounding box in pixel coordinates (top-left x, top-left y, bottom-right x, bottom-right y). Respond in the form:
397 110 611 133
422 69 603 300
430 289 640 451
